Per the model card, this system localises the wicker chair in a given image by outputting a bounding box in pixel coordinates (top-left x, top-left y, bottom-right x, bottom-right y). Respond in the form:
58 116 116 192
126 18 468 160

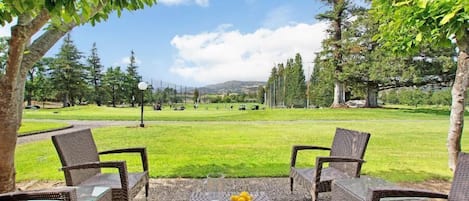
290 127 371 201
367 152 469 201
51 128 149 201
0 188 77 201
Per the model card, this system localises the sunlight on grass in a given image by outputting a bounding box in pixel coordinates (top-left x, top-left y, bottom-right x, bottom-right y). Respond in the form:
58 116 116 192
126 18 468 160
18 121 70 136
22 104 452 121
15 119 468 183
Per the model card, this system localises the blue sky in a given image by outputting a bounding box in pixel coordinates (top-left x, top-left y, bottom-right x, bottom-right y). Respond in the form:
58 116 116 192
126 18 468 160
1 0 337 87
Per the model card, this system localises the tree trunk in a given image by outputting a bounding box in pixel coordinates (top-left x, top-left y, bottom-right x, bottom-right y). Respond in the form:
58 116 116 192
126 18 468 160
62 93 69 107
0 86 19 193
0 22 29 193
365 82 379 108
331 80 346 108
0 4 105 193
26 70 34 106
329 1 346 108
448 41 469 171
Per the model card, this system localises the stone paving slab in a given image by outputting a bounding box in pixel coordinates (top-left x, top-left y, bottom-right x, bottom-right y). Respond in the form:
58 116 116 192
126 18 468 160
133 178 330 201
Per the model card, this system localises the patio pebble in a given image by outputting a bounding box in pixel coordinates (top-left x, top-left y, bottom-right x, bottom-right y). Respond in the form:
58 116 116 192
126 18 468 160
134 177 331 201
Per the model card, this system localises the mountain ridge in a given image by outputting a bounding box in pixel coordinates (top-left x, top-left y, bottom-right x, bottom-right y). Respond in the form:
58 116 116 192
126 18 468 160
199 80 266 94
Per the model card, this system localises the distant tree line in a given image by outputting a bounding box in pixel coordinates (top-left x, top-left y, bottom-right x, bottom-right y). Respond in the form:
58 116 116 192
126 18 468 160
265 2 457 108
20 34 144 107
265 53 307 108
11 34 199 108
4 34 267 108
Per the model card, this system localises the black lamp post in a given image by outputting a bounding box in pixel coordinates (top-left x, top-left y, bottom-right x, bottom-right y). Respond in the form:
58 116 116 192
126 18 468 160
138 81 148 127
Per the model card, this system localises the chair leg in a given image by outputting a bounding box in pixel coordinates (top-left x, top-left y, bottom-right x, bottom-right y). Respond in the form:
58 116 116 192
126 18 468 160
311 189 318 201
290 177 294 193
145 183 149 198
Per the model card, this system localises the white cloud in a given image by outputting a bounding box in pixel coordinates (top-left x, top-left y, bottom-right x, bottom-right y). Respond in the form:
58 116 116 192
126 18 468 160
159 0 209 7
0 22 13 37
169 22 328 84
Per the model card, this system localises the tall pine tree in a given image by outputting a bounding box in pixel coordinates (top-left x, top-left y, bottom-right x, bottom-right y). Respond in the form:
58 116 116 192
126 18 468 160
103 66 126 107
125 50 141 107
316 0 354 107
87 43 105 106
50 34 86 107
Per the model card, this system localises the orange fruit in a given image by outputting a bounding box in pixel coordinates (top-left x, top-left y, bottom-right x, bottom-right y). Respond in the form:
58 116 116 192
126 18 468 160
230 195 240 201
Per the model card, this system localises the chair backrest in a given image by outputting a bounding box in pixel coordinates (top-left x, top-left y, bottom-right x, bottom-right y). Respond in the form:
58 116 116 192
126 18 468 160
449 152 469 201
329 127 371 177
52 128 100 186
0 188 77 201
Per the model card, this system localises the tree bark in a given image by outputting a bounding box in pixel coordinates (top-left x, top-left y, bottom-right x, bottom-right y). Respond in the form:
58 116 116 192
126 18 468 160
0 12 69 194
448 38 469 171
0 15 32 193
365 82 379 108
331 80 346 108
330 0 346 108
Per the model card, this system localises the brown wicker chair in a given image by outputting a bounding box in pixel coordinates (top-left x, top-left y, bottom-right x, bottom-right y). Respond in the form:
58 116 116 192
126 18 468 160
367 152 469 201
290 127 371 201
51 128 149 201
0 188 77 201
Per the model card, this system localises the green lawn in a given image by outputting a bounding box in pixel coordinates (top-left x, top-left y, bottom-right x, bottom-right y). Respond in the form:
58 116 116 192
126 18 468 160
15 114 469 183
22 104 451 121
18 121 70 136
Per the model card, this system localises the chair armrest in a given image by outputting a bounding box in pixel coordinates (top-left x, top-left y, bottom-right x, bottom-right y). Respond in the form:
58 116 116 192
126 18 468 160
61 161 128 188
315 156 365 174
0 188 77 200
99 147 148 171
367 187 448 201
316 156 365 166
290 145 331 167
313 156 365 188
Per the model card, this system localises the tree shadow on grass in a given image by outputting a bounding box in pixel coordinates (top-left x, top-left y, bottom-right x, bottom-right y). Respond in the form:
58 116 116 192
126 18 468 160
168 163 288 178
364 168 451 183
383 107 452 117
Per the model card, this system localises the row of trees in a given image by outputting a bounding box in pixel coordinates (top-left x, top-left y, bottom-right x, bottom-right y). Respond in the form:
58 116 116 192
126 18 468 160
265 53 307 108
381 88 452 107
20 34 209 108
21 34 145 108
310 0 467 172
19 33 269 108
265 2 457 109
310 4 456 108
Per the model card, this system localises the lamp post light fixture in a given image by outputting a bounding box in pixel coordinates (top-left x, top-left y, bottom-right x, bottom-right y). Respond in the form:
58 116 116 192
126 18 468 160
138 81 148 127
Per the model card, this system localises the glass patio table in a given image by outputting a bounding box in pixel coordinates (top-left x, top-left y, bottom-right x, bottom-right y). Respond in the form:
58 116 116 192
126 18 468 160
190 191 271 201
331 177 426 201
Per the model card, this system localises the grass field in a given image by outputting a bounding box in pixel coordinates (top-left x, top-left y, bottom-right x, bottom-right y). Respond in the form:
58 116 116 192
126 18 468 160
18 121 70 136
16 104 469 183
23 104 451 121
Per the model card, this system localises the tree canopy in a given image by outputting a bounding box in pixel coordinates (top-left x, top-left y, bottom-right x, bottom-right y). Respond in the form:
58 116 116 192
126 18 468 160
371 0 468 52
371 0 468 171
0 0 156 27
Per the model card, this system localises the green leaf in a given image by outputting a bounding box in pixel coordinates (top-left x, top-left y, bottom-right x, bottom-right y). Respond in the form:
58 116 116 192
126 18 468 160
393 1 411 7
417 0 427 8
416 32 423 42
12 0 24 13
440 6 462 25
